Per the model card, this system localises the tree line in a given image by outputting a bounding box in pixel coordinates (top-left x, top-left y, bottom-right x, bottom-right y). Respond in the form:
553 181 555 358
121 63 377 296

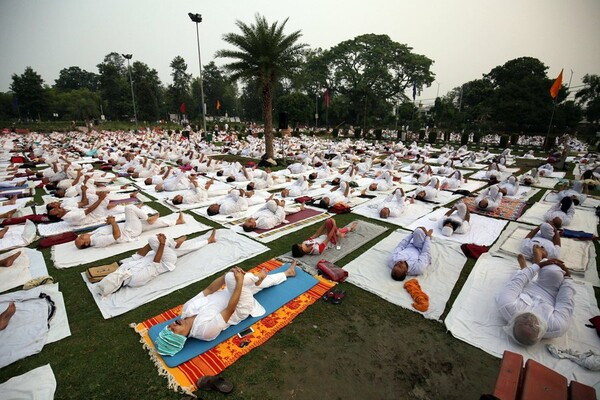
1 14 599 142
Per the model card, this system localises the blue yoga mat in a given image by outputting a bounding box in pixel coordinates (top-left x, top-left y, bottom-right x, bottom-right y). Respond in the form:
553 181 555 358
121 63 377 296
148 263 318 368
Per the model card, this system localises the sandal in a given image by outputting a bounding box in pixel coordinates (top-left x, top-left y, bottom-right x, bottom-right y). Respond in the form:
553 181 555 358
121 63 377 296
322 290 335 303
197 375 234 394
331 289 346 305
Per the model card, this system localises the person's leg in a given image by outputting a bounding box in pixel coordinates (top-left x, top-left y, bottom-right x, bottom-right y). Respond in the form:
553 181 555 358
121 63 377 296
0 251 21 267
337 221 358 238
250 260 297 296
0 302 16 330
174 228 217 257
123 205 146 237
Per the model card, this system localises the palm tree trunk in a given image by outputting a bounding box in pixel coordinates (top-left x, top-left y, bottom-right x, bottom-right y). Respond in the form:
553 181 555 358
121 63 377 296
262 83 274 159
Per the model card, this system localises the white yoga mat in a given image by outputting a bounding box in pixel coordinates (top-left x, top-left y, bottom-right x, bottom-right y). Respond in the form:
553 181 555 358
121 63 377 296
0 364 56 400
51 213 211 269
0 220 37 252
344 230 467 321
518 202 599 235
503 186 540 201
0 249 31 293
543 191 600 209
469 170 515 182
84 229 269 318
351 196 434 228
37 205 156 237
489 221 600 287
0 283 70 368
444 253 600 391
442 179 488 193
407 207 508 246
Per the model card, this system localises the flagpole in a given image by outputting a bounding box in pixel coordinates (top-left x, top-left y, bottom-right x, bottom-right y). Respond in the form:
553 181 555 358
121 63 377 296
545 98 558 150
545 69 564 150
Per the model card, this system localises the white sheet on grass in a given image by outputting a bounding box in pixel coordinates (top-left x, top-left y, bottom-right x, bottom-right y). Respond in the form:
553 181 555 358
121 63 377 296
469 170 515 181
37 205 155 237
444 252 600 391
503 186 541 201
84 228 269 318
443 179 488 193
518 202 599 235
0 220 37 251
0 364 56 400
489 221 600 287
407 207 508 246
543 191 600 209
344 230 467 321
0 283 70 368
51 213 211 269
0 249 30 293
352 196 434 227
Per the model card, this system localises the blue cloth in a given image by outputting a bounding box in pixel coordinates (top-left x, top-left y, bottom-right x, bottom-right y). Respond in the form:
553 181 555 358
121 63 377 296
149 263 318 368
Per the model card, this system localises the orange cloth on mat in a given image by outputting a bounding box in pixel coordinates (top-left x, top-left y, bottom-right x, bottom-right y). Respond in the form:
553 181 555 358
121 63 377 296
403 278 429 312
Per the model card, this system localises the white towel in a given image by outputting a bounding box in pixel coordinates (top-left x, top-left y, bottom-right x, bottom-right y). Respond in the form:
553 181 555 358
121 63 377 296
0 364 56 400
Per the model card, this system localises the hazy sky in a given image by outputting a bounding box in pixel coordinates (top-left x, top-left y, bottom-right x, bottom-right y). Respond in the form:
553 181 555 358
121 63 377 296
1 0 599 105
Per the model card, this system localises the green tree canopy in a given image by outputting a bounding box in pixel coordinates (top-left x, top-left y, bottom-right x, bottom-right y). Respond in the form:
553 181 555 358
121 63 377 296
167 56 192 114
97 52 129 120
576 74 600 124
54 66 99 92
10 67 46 119
217 13 306 157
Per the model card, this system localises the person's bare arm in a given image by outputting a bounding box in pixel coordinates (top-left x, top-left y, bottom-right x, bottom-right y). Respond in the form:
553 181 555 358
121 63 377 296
107 216 121 240
525 226 540 239
464 207 470 222
552 226 561 246
84 191 108 215
152 234 166 263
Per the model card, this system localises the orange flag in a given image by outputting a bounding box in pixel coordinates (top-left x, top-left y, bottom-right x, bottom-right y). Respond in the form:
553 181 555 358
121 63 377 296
216 100 221 110
550 69 563 99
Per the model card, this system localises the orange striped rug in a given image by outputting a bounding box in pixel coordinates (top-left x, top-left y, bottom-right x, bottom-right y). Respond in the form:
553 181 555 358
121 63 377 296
133 259 336 394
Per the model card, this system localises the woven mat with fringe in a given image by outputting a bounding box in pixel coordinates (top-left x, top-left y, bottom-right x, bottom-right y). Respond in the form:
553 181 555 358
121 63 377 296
463 196 527 221
132 258 336 395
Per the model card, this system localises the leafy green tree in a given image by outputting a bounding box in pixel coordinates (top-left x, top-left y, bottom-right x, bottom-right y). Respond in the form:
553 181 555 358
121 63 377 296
131 61 163 121
167 56 192 115
97 52 129 120
483 57 563 133
199 62 238 117
0 92 17 119
318 34 434 127
51 88 102 120
54 66 99 92
276 92 314 126
10 67 47 120
216 14 306 158
575 74 600 124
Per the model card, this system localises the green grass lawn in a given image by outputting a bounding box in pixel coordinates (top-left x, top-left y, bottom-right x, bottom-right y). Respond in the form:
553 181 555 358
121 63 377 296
0 150 597 400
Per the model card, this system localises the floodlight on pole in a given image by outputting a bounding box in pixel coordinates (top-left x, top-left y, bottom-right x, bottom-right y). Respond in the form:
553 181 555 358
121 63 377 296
121 53 138 127
188 12 207 134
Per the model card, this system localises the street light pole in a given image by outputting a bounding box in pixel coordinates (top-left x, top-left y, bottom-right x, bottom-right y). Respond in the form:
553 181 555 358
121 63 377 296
188 13 207 134
436 82 440 99
122 54 137 128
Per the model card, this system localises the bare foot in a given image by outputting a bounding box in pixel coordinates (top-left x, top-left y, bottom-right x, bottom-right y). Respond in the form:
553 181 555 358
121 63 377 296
176 212 185 225
174 235 187 249
207 228 217 244
299 203 305 211
285 260 297 277
348 221 358 232
0 302 16 330
7 196 16 205
147 213 160 224
0 251 21 267
129 191 139 199
517 254 527 269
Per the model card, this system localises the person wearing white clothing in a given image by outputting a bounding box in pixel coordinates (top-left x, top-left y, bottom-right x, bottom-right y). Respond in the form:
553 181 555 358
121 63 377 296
207 189 249 216
74 206 184 249
495 257 576 345
520 223 561 260
498 176 520 196
377 188 407 219
439 202 471 236
95 230 217 296
281 176 309 198
388 227 433 281
242 199 305 231
544 196 575 228
156 170 191 192
475 185 503 211
155 262 297 354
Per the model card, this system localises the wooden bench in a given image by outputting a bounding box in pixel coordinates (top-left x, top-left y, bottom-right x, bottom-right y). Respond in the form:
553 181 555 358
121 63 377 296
492 350 596 400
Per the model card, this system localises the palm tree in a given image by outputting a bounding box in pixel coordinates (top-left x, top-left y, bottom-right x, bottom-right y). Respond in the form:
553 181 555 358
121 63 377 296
216 14 305 158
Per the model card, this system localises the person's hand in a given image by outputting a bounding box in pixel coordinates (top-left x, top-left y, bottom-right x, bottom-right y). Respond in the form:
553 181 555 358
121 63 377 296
106 215 116 224
426 229 433 237
538 258 564 268
234 268 245 283
98 191 108 199
81 185 88 192
156 233 166 245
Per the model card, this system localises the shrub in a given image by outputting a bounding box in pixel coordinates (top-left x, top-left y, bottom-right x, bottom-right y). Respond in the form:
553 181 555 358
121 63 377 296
355 128 362 139
332 128 339 138
258 132 264 139
510 133 519 146
499 135 509 148
419 131 426 141
473 132 482 144
374 129 382 141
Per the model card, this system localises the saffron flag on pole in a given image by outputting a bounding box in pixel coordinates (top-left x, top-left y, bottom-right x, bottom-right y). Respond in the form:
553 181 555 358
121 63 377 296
325 89 329 108
179 103 186 113
216 100 221 110
550 69 563 99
